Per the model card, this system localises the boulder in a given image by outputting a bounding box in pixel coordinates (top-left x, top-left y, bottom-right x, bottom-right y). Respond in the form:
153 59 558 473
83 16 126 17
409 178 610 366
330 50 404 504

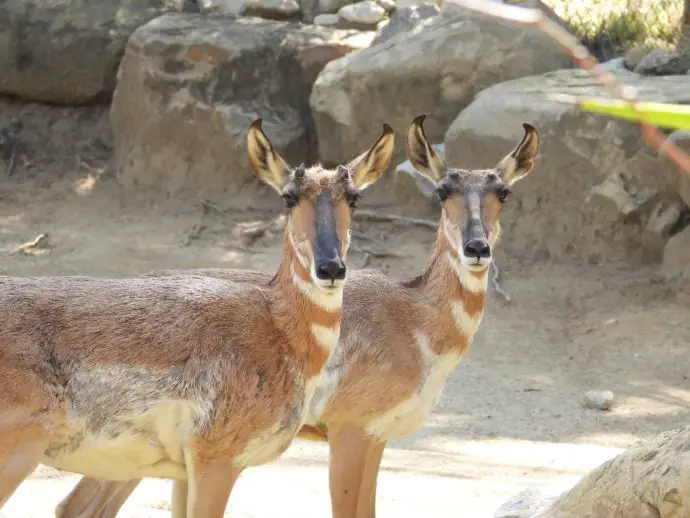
634 48 690 76
495 426 690 517
661 226 690 279
198 0 247 15
373 3 441 45
309 7 571 169
555 426 690 517
0 0 198 105
445 68 690 263
111 14 372 203
243 0 302 19
338 1 387 29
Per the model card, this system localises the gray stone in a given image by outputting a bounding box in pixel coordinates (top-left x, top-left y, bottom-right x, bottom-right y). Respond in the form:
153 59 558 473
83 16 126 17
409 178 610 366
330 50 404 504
537 426 690 518
198 0 246 14
111 14 369 203
314 13 340 25
661 226 690 279
338 1 387 26
373 3 440 45
243 0 302 18
310 8 571 171
582 390 615 411
624 44 654 71
445 68 690 263
0 0 198 104
378 0 396 13
317 0 352 14
494 486 567 518
634 49 690 76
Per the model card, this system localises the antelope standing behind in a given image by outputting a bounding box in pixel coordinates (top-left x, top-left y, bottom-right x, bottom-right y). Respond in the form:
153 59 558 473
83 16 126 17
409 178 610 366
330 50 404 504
56 116 539 518
0 118 395 518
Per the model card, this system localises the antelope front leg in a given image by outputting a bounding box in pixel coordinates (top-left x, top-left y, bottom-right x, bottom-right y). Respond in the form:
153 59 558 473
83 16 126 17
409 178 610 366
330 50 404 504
185 449 241 518
328 425 386 518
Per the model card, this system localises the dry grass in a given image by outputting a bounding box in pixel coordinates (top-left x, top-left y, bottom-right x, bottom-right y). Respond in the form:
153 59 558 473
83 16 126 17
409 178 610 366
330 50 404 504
542 0 685 58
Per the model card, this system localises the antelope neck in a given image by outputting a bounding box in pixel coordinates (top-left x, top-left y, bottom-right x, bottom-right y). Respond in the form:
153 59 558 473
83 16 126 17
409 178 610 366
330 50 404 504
270 232 343 379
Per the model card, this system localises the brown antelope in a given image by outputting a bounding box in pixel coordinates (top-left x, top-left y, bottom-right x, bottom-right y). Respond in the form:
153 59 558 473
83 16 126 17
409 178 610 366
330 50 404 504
0 118 395 518
56 116 539 518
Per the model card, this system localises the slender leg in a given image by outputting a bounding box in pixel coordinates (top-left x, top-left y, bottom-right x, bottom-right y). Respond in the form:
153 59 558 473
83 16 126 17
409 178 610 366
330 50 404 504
171 480 189 518
328 425 386 518
355 437 385 518
56 479 140 518
0 427 48 509
185 448 241 518
97 480 140 518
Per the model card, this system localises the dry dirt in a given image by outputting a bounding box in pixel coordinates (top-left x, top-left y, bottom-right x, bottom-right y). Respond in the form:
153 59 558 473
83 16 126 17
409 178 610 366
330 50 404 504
0 98 689 518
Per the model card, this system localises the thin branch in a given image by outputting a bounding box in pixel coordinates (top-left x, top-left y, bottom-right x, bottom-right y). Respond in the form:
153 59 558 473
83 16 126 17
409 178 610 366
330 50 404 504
443 0 690 175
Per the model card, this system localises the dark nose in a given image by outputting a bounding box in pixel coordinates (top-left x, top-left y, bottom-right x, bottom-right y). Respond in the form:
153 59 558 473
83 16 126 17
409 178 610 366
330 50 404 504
463 239 491 259
316 259 347 281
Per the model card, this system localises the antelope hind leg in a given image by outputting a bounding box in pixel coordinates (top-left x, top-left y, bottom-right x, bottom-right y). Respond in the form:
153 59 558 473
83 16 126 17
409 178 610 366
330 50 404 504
328 425 386 518
56 478 140 518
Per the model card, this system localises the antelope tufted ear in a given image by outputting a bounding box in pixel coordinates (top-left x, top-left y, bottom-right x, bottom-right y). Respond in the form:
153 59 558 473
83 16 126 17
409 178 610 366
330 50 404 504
247 118 292 193
349 123 396 191
496 123 540 186
407 114 446 183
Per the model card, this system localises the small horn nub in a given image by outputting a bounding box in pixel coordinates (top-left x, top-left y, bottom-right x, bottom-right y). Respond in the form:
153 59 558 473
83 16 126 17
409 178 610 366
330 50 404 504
294 164 306 181
337 164 350 181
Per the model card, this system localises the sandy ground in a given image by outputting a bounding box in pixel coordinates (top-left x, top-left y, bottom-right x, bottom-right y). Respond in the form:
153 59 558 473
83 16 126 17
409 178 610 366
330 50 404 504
0 99 688 517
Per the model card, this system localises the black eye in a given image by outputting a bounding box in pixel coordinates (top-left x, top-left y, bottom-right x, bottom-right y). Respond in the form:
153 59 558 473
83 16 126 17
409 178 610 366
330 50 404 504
282 192 298 208
347 191 360 209
435 185 450 202
496 188 511 203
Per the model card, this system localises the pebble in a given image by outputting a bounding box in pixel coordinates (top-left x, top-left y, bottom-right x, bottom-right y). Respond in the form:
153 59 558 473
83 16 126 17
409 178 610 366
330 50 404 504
582 390 614 411
338 0 386 25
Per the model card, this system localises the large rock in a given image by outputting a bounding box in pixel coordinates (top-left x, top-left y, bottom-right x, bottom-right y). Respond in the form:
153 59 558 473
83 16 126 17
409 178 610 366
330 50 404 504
445 68 690 264
112 14 373 203
309 7 572 167
373 3 441 45
536 426 690 517
495 426 690 518
0 0 198 105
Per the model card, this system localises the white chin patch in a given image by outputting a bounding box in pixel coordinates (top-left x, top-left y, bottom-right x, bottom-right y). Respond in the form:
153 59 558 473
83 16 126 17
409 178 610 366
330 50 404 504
311 274 346 292
459 255 492 271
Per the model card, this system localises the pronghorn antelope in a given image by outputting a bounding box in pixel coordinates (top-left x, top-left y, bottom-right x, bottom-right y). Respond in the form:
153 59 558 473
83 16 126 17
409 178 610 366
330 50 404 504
56 116 539 518
0 118 395 518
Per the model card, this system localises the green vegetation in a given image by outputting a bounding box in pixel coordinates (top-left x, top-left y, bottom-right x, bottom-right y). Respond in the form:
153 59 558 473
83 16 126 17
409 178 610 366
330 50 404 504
542 0 685 58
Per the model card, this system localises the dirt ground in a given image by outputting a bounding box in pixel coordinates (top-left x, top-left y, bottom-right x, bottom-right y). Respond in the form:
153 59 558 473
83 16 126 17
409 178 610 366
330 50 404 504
0 98 689 517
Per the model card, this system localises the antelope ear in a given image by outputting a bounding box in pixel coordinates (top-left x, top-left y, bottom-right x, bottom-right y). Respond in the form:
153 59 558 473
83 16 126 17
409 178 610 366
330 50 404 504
497 123 540 186
406 114 445 183
349 123 396 191
247 118 291 193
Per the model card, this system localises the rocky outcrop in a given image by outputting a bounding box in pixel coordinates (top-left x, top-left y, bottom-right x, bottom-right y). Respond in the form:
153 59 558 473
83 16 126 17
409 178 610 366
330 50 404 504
372 3 441 44
445 68 690 264
495 425 690 518
111 14 372 203
0 0 198 104
309 7 572 167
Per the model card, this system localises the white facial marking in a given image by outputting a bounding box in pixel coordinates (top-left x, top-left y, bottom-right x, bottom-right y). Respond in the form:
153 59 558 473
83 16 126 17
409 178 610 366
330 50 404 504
291 264 343 312
288 226 310 270
445 252 489 293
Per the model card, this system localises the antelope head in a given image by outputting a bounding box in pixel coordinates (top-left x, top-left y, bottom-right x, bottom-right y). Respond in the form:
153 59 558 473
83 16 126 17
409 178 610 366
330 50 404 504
248 118 395 293
406 114 539 271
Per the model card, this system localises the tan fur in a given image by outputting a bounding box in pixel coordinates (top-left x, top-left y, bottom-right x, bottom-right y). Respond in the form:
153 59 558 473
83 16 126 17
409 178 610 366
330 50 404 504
56 117 539 518
0 118 394 518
